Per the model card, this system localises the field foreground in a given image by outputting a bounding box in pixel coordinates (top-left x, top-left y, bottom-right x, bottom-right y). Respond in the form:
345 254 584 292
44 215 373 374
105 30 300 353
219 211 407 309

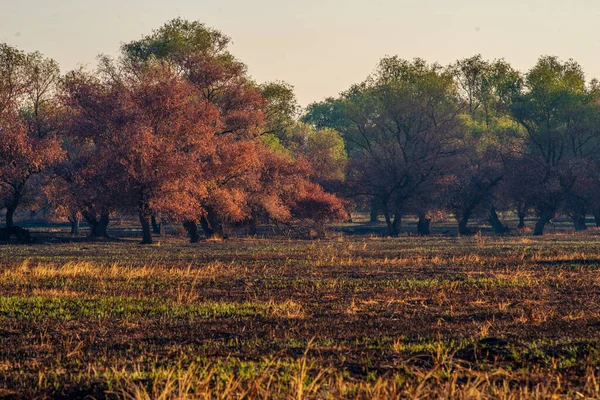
1 235 600 399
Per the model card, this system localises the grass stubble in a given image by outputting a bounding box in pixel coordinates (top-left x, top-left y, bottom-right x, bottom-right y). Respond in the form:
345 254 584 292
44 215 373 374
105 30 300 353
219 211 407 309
0 234 599 398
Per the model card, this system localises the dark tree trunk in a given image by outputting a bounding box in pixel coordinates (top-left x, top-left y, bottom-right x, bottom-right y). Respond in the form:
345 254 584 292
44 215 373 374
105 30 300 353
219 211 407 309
383 207 394 237
384 218 395 236
5 204 17 228
382 204 402 237
139 211 153 245
4 185 23 228
517 209 526 229
457 201 481 235
206 208 225 239
151 215 161 235
489 207 509 234
96 213 110 237
533 207 555 236
68 214 80 236
199 216 214 239
369 199 379 223
391 214 401 237
83 212 98 236
417 213 431 236
248 216 258 236
458 214 471 236
183 220 200 243
457 204 476 236
572 213 588 232
83 211 110 238
455 175 503 236
382 203 401 237
533 219 547 236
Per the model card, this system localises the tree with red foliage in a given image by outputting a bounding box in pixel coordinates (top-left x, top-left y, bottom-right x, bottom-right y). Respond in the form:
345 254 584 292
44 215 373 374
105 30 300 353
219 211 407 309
63 59 220 243
58 20 347 243
0 45 64 227
289 180 347 239
0 108 64 227
238 145 346 238
123 19 268 240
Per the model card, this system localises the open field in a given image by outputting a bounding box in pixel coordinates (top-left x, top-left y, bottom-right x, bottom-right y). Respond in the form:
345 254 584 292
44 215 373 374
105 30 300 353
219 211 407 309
1 230 600 398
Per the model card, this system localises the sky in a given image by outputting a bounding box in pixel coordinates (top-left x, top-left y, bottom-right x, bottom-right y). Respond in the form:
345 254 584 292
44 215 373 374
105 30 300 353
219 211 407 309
2 0 600 107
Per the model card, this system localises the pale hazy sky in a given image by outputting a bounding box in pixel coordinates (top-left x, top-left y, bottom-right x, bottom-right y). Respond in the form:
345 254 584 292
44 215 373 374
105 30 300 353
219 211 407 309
2 0 600 106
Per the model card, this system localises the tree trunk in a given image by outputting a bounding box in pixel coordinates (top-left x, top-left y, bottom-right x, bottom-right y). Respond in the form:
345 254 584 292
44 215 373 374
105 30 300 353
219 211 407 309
533 207 554 236
68 214 80 236
82 211 110 238
458 215 471 236
206 208 225 239
248 216 258 237
5 204 17 228
391 214 401 237
383 207 394 237
382 204 401 237
572 213 587 232
457 203 476 236
369 199 379 223
4 185 23 228
96 213 110 237
417 213 431 236
455 176 503 236
533 219 547 236
151 215 161 235
83 212 98 236
489 207 509 234
517 209 526 229
183 220 200 243
199 216 214 239
139 211 153 245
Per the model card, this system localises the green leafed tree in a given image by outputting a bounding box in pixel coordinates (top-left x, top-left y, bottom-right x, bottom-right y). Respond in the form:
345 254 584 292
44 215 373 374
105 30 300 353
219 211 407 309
446 56 523 235
306 57 465 236
509 56 600 235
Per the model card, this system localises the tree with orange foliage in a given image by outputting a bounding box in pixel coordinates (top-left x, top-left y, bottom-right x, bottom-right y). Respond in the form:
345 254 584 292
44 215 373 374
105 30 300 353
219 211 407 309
59 20 347 243
0 109 60 227
0 44 64 228
124 19 268 241
62 58 222 243
242 144 347 238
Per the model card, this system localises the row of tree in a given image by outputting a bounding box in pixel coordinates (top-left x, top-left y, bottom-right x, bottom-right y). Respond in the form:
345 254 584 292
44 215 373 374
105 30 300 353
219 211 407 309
0 19 347 244
304 55 600 236
2 19 600 241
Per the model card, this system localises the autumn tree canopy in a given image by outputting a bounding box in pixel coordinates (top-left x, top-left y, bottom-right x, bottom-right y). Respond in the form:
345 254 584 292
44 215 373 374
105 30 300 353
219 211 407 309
52 19 348 243
0 44 64 228
4 19 600 241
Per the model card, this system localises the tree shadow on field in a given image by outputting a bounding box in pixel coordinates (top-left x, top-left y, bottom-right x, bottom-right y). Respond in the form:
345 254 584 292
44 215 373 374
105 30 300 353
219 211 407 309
454 337 512 364
536 259 600 268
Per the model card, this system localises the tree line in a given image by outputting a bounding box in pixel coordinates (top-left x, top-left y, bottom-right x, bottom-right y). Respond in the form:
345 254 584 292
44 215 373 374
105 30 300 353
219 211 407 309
304 55 600 236
1 19 600 242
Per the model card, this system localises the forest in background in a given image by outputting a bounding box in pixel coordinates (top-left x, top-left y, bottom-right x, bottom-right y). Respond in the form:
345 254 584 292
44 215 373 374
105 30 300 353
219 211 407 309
3 18 600 243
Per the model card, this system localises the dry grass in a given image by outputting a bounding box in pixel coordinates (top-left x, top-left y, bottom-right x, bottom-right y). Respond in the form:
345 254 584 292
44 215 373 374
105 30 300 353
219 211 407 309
0 234 600 398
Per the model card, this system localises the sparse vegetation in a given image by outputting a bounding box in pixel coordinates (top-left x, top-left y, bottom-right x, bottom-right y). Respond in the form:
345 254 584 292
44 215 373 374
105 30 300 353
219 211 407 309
1 224 600 398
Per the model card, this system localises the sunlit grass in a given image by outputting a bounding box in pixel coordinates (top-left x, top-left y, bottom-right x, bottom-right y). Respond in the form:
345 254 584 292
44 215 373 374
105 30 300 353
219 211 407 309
1 234 600 398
